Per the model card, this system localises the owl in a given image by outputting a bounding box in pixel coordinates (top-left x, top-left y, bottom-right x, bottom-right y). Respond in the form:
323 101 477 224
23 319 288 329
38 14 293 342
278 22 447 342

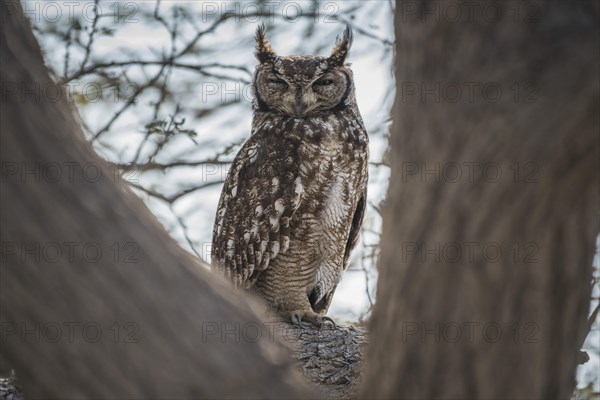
211 25 369 327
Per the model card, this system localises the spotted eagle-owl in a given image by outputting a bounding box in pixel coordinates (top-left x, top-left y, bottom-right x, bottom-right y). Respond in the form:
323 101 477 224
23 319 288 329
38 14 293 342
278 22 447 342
211 25 368 326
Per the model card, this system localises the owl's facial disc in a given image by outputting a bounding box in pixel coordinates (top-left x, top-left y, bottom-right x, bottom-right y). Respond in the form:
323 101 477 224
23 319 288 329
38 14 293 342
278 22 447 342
256 69 350 118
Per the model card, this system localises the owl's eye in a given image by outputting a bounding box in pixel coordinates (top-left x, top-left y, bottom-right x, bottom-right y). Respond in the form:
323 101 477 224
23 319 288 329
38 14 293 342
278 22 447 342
313 78 334 87
267 78 287 86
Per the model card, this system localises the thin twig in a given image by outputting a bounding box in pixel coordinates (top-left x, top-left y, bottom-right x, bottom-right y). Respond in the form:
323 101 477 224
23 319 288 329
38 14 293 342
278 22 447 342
60 61 251 85
91 63 168 143
129 180 223 204
170 204 203 260
80 0 101 71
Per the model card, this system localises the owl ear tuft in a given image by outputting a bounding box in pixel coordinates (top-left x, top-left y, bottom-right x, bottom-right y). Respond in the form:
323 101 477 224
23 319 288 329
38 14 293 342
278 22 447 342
328 25 353 67
255 24 276 64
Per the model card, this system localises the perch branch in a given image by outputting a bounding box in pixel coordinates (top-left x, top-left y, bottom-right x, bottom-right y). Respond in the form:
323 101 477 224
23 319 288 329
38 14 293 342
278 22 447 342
273 321 368 399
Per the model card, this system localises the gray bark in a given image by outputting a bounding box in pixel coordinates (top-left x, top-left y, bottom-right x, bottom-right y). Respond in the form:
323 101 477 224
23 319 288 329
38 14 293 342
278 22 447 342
361 1 599 399
276 322 368 399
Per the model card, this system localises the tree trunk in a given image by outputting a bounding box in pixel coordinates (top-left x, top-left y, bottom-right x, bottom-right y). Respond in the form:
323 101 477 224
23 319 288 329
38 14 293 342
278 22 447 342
0 1 315 398
362 1 599 399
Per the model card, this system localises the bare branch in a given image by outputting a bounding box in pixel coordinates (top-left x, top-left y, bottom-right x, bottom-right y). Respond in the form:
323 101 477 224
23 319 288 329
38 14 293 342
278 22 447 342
129 181 223 204
79 0 100 72
114 159 231 172
90 64 168 143
59 60 251 85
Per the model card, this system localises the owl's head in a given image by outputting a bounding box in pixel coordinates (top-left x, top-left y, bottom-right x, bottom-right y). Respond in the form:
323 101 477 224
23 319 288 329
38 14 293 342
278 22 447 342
252 24 356 118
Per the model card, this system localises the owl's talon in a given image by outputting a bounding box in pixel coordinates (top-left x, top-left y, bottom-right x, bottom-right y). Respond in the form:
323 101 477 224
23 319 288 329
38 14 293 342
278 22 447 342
288 311 336 329
321 316 336 329
291 313 303 325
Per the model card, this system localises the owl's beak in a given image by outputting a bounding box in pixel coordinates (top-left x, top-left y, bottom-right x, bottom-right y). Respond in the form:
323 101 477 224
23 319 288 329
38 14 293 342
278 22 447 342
294 97 307 117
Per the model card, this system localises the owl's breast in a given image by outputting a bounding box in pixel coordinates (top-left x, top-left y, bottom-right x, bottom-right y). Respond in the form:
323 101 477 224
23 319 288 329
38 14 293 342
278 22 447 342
290 115 368 245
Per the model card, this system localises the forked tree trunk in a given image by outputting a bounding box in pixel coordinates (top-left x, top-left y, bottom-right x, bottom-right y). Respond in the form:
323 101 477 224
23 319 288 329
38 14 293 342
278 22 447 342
362 1 599 399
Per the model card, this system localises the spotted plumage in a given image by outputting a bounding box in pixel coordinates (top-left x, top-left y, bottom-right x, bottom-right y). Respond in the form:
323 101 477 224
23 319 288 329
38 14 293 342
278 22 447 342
212 25 368 326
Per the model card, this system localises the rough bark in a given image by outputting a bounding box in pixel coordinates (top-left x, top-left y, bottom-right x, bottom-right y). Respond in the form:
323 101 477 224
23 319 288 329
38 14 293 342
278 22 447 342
362 1 599 399
276 322 368 399
0 1 314 398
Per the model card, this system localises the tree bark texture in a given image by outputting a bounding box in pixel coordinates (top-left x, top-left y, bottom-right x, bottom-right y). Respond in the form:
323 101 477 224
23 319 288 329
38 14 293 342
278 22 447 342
276 322 368 399
362 1 599 399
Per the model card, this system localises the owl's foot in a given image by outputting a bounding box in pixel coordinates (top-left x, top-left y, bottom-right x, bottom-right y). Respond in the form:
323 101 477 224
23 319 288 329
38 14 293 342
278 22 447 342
290 311 336 329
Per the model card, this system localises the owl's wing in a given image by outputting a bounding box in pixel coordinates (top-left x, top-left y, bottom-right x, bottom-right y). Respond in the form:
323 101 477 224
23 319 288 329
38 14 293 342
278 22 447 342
342 190 366 269
309 190 366 315
211 133 303 288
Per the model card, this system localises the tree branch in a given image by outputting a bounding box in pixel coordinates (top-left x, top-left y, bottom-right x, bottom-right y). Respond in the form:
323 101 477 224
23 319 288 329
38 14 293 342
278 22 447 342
3 322 370 400
278 322 367 399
